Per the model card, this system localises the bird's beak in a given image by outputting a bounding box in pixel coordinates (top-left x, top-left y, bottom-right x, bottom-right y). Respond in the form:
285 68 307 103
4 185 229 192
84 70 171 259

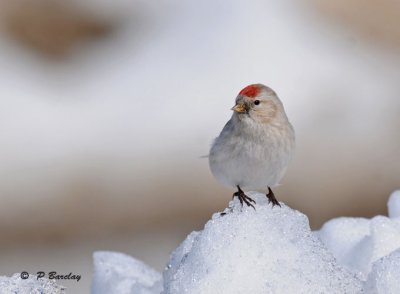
231 103 247 113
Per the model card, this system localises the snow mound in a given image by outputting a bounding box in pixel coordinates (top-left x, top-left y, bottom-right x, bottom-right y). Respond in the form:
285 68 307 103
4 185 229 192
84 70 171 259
317 217 370 268
388 190 400 219
89 191 400 294
92 251 162 294
0 273 65 294
163 193 362 294
364 248 400 293
318 192 400 279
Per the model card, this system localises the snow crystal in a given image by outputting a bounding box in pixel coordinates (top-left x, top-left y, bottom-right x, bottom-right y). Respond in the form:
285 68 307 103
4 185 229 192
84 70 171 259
92 251 162 294
364 248 400 293
388 190 400 219
0 273 65 294
163 193 362 294
163 231 199 286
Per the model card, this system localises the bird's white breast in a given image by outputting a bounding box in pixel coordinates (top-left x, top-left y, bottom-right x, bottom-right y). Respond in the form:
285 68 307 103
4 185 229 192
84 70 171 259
209 115 294 192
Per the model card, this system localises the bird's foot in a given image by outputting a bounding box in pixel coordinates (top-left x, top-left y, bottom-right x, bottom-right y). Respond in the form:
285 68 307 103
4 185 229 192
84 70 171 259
233 186 256 210
266 187 281 207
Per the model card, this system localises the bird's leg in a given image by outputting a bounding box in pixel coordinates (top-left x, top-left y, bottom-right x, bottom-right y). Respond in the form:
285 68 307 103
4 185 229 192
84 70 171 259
266 187 281 207
233 185 256 209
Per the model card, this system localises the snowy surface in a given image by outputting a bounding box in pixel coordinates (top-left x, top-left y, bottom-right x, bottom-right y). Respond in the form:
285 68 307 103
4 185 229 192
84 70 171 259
388 190 400 219
364 248 400 293
163 193 362 293
92 193 364 294
0 273 65 294
92 251 162 294
318 190 400 280
89 191 400 294
5 191 400 293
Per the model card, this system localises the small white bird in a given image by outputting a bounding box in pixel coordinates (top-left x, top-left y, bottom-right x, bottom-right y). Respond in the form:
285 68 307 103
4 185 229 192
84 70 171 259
209 84 295 208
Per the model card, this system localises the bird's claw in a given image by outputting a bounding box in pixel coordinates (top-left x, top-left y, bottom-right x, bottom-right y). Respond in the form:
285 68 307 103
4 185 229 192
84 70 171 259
266 187 281 207
233 188 256 210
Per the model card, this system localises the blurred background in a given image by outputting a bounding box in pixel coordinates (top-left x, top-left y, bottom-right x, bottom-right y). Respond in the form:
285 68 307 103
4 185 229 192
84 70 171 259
0 0 399 292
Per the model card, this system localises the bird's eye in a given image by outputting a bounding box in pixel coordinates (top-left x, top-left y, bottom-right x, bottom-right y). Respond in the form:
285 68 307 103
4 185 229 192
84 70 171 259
254 100 260 105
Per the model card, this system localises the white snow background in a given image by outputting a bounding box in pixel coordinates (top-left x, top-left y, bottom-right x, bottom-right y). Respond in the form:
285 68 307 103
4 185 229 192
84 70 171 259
0 0 399 293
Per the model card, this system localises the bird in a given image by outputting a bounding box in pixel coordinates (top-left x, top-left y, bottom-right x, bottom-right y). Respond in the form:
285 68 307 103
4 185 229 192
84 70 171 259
209 84 295 209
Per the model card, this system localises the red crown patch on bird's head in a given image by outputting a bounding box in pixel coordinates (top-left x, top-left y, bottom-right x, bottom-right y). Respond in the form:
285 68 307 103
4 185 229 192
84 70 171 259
239 84 260 98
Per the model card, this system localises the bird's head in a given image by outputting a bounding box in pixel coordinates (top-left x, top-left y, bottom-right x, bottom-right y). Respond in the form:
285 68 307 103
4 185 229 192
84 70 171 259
232 84 286 124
